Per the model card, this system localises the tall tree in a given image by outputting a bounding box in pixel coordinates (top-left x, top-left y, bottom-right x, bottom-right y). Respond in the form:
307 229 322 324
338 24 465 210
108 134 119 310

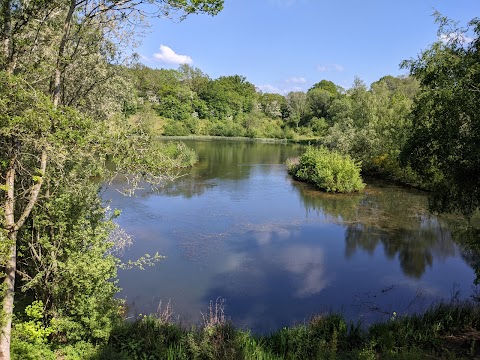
0 73 51 359
400 14 480 215
309 79 343 96
323 75 417 179
0 1 223 358
285 91 309 128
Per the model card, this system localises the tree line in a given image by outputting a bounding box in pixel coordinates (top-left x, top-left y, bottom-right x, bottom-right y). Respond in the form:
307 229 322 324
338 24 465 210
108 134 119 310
127 64 419 143
127 14 480 216
126 64 423 186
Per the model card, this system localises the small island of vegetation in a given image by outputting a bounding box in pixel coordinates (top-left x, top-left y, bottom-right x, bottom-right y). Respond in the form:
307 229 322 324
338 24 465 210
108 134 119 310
287 146 365 193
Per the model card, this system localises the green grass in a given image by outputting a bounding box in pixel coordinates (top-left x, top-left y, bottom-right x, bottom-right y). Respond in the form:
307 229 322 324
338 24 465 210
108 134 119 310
13 301 480 359
97 303 480 359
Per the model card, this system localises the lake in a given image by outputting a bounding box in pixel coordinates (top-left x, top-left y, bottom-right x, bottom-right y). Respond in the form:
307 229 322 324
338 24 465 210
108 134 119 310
102 139 477 333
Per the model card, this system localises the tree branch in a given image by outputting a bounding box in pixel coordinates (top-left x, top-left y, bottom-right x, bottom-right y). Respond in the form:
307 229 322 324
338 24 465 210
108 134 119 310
14 149 47 232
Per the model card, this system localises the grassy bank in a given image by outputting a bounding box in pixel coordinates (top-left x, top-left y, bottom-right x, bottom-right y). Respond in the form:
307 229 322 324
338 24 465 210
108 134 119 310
19 301 480 360
157 135 291 144
157 134 327 145
104 302 480 359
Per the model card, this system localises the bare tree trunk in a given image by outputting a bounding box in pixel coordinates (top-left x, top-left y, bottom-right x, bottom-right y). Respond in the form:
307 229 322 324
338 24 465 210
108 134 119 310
0 237 16 360
0 149 47 360
0 155 16 360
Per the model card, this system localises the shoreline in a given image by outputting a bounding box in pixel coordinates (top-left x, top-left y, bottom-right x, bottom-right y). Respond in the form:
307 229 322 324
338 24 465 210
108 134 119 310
157 134 321 145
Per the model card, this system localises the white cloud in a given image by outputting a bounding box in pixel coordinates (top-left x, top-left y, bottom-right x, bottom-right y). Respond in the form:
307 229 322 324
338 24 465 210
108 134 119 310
276 246 329 297
439 33 473 44
317 63 344 72
257 84 285 94
286 76 307 84
153 45 193 65
257 79 307 95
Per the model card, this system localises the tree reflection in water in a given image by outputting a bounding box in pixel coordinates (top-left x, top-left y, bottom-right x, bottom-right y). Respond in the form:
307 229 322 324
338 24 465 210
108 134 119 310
454 226 480 285
292 179 460 279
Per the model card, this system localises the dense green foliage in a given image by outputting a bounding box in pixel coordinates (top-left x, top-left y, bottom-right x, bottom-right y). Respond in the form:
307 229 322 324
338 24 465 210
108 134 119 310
322 76 419 181
128 66 420 185
0 71 198 358
0 0 221 359
287 147 365 193
400 14 480 215
128 65 288 139
0 70 198 348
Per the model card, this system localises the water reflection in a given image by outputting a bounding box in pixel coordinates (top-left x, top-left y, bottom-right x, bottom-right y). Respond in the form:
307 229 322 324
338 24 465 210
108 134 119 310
278 246 328 297
201 230 331 331
292 178 457 278
104 139 476 333
453 225 480 284
148 140 303 199
345 223 456 278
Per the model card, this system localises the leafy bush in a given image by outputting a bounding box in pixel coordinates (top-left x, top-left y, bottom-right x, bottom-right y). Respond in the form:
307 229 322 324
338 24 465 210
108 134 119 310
159 141 198 168
163 120 191 136
287 146 365 193
54 341 100 360
11 341 56 360
208 119 246 137
11 301 55 360
13 301 53 345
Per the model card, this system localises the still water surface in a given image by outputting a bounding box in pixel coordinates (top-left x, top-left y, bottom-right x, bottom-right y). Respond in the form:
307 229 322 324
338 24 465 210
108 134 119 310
103 139 476 332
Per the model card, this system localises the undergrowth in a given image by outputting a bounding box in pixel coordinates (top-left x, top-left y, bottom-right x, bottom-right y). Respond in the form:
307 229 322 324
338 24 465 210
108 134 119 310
12 300 480 359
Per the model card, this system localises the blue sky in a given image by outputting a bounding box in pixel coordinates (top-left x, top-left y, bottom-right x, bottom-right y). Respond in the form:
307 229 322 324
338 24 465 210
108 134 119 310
137 0 480 93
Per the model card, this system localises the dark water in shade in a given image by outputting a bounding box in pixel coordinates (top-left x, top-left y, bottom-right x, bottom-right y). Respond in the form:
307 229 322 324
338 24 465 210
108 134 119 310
102 139 477 333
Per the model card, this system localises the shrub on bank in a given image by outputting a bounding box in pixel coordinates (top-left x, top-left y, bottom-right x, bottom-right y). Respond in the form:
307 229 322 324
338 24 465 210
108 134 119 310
287 146 365 193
